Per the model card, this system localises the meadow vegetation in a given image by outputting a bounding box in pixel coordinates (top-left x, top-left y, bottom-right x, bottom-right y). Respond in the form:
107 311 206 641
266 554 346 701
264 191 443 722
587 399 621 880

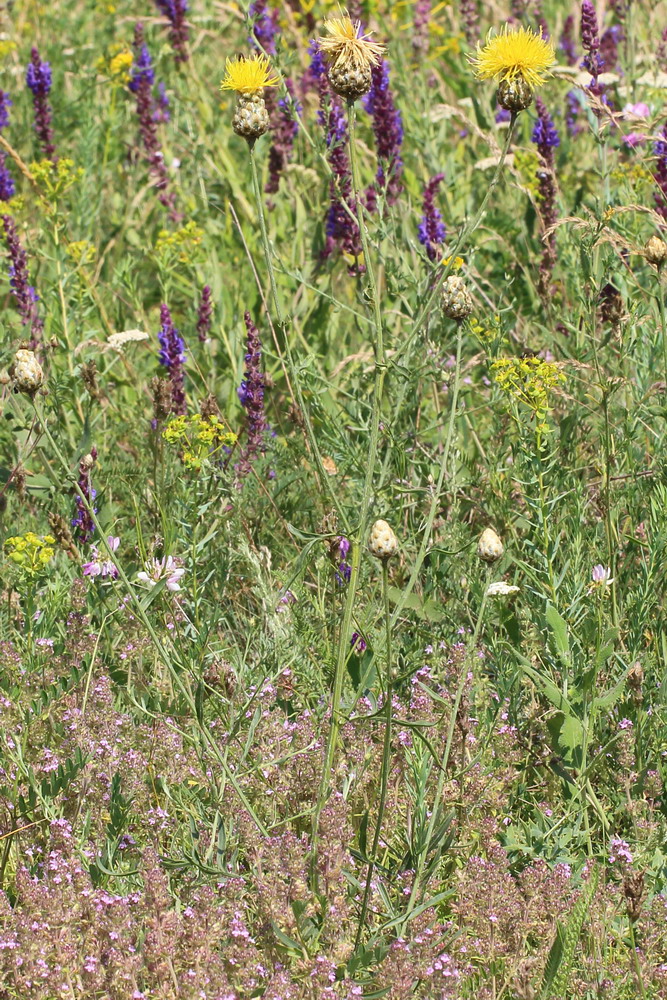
1 0 667 996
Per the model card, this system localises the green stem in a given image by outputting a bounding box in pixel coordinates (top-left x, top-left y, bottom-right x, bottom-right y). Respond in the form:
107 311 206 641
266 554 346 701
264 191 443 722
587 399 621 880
402 566 493 927
536 432 558 607
396 114 518 365
354 559 393 949
247 140 348 529
387 116 517 628
310 100 388 867
30 400 268 837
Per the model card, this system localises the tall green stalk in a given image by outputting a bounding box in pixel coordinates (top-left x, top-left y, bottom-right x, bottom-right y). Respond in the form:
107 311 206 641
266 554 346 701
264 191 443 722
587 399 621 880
354 559 394 948
402 565 493 926
311 100 389 858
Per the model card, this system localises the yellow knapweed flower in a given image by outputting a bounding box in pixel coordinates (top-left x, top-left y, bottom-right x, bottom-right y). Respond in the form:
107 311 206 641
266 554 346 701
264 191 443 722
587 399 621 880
318 15 384 73
318 13 384 100
471 25 555 90
220 54 279 95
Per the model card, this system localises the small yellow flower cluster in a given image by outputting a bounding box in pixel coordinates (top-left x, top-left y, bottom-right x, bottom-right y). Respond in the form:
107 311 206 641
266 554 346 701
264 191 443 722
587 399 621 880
441 255 464 270
155 222 204 264
163 414 237 471
0 39 17 58
470 313 502 343
30 159 84 211
67 240 97 265
4 532 56 577
492 355 565 436
95 44 133 82
513 148 540 196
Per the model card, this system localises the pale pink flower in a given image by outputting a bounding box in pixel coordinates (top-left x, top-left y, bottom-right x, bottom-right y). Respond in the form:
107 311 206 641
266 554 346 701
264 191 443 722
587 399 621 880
137 554 185 592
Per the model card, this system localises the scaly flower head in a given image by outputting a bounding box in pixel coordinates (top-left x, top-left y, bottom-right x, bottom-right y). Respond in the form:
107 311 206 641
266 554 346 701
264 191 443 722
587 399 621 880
471 25 555 90
220 53 278 94
318 14 384 73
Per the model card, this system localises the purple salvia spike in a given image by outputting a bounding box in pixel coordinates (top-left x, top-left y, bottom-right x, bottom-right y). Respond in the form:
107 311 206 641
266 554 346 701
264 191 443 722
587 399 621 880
559 14 578 66
158 304 187 414
26 47 56 161
129 24 178 216
0 91 15 202
1 214 43 340
72 448 98 544
248 0 279 56
418 174 446 262
236 312 269 477
459 0 479 45
196 285 213 342
364 59 403 206
266 79 300 197
412 0 432 56
531 97 560 297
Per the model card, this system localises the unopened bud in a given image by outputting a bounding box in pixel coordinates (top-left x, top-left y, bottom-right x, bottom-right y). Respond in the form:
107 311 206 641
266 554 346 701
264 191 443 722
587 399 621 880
368 519 398 561
441 275 473 321
644 235 667 268
477 526 504 563
9 349 44 396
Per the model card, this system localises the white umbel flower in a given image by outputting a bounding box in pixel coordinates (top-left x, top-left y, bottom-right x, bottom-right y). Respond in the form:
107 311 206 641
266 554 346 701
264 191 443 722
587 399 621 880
486 581 520 596
477 527 504 562
368 519 398 561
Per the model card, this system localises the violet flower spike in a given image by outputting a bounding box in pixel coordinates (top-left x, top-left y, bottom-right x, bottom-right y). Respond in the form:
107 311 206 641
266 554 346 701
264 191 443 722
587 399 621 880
129 24 177 215
72 448 98 545
196 285 213 342
321 98 363 272
364 59 403 206
580 0 602 80
158 304 187 414
653 124 667 219
531 97 560 298
154 0 189 63
248 0 279 56
335 536 352 585
412 0 432 56
559 14 578 65
236 311 269 478
0 91 15 202
1 214 43 339
418 173 446 262
26 47 56 161
266 79 300 197
459 0 479 45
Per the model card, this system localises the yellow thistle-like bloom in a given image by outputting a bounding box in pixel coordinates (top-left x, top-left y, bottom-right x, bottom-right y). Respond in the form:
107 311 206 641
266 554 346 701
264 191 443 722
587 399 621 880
318 14 384 100
471 25 555 89
220 53 279 95
318 14 384 72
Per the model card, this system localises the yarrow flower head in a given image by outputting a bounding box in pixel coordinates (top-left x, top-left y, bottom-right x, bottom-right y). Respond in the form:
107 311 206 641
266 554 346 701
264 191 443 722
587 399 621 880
471 25 555 111
318 13 384 100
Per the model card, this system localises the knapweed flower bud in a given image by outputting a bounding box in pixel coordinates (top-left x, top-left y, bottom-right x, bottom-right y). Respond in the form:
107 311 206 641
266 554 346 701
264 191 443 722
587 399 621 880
441 275 473 321
369 519 398 561
329 62 373 101
644 235 667 268
232 92 270 140
220 54 278 143
497 75 533 112
9 349 44 396
318 15 383 103
477 526 504 562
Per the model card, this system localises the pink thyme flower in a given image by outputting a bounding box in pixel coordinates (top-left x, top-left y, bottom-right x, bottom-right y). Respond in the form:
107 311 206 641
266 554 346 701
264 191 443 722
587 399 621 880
137 554 185 591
